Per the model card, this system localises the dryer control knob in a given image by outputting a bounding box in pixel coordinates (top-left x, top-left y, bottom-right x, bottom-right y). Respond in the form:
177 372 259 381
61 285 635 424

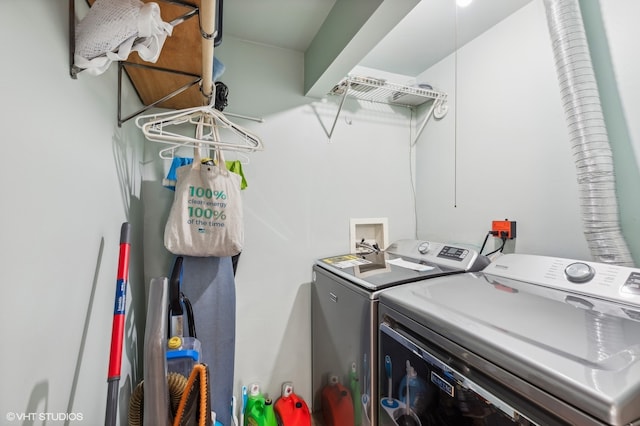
565 262 595 283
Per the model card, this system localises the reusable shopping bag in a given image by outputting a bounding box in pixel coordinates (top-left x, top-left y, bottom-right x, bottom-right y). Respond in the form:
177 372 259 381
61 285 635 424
164 147 243 257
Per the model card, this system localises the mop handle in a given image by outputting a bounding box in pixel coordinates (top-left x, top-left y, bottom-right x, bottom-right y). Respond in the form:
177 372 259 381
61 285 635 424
105 222 132 426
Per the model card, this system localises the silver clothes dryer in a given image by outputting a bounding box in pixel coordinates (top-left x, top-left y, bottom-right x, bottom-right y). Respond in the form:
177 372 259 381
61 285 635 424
378 253 640 426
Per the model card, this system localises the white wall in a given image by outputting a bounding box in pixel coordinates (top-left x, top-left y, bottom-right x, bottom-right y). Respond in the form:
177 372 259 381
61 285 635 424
0 1 146 425
414 0 593 260
588 0 640 265
601 0 640 166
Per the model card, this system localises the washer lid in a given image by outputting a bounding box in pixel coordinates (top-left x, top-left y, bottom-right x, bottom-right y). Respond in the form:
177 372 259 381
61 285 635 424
315 251 458 291
379 269 640 426
315 239 489 291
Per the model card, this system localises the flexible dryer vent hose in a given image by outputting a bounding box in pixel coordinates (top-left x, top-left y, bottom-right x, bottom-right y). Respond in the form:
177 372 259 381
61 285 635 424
128 372 188 426
543 0 634 266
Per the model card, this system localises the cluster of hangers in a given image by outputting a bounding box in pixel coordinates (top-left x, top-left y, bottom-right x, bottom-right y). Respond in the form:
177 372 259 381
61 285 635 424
132 0 265 160
135 103 264 160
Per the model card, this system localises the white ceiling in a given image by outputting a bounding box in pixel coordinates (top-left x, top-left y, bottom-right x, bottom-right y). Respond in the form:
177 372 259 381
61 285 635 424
221 0 337 52
223 0 534 78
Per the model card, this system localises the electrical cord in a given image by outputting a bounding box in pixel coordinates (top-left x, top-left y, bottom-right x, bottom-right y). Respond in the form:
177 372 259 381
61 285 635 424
484 237 507 256
480 230 509 256
214 81 228 111
479 231 495 254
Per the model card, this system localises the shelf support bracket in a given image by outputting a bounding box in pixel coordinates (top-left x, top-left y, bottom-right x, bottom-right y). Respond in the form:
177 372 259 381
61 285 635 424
412 98 447 145
117 61 201 127
326 80 351 141
69 0 81 79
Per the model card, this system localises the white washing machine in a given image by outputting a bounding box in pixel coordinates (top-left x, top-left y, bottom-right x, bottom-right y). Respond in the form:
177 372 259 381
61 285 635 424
311 239 489 425
378 253 640 426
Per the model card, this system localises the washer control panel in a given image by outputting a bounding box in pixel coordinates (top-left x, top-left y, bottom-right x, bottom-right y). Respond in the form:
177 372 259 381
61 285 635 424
386 239 490 272
485 254 640 306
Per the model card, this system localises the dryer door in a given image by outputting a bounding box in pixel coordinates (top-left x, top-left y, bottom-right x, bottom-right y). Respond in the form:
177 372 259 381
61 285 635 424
378 321 571 426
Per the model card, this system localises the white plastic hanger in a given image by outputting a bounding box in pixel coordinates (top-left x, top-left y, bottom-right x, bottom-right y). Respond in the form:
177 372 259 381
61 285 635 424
135 104 264 156
155 119 252 163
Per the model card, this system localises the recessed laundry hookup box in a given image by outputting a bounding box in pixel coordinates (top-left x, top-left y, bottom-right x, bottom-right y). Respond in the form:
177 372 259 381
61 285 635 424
350 217 388 254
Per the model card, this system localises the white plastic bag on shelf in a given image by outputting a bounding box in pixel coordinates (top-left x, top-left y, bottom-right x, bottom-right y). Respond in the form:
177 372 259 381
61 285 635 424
74 0 173 76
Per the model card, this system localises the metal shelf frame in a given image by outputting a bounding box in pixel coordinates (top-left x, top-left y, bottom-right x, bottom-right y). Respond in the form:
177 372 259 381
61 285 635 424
69 0 222 126
327 75 448 144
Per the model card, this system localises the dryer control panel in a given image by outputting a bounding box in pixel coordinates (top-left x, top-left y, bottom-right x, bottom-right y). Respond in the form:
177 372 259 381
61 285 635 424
484 253 640 306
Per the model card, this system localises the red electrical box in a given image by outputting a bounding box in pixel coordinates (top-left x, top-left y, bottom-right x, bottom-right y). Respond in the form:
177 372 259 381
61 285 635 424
492 220 516 239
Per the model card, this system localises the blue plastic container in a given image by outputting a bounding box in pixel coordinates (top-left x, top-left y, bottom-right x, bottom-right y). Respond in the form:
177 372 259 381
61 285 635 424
398 360 428 415
166 336 201 378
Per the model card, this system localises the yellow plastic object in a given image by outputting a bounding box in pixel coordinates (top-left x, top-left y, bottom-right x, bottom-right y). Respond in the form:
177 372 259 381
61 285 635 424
168 336 183 350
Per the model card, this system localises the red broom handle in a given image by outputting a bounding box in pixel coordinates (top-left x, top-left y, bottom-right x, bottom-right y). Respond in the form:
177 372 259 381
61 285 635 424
105 222 131 426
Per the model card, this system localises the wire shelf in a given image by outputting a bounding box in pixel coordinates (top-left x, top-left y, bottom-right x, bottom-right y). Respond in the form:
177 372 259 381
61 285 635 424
325 75 449 143
329 75 447 108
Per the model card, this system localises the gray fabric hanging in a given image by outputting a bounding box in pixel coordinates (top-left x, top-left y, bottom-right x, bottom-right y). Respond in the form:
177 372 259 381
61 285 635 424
181 256 236 426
